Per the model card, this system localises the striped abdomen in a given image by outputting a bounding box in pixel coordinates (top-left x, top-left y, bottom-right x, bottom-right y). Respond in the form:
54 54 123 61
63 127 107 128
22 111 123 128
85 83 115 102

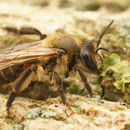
0 64 24 85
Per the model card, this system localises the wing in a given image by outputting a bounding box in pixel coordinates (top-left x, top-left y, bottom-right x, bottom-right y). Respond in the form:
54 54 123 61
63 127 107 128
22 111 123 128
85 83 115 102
0 40 60 70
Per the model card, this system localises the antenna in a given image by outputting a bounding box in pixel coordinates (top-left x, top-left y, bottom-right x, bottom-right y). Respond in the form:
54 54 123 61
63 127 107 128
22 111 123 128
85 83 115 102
97 20 114 48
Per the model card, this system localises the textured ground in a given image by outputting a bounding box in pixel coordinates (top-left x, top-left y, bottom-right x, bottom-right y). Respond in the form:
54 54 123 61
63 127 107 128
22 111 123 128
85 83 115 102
0 93 130 130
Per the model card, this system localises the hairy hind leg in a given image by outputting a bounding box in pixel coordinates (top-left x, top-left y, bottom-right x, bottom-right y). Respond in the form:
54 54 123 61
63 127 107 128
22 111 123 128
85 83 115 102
6 65 37 117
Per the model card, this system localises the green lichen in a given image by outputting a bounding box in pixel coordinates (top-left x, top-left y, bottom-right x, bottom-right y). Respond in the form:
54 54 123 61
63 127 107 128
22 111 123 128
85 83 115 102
27 107 41 119
41 108 57 118
27 107 58 120
101 54 130 93
93 95 105 104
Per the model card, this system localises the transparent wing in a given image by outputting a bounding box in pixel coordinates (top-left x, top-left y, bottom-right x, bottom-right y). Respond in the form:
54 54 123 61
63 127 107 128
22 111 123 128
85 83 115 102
0 40 60 70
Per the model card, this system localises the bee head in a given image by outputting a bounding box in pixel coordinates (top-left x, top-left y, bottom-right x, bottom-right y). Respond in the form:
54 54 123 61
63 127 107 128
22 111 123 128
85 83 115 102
79 20 114 74
80 41 102 74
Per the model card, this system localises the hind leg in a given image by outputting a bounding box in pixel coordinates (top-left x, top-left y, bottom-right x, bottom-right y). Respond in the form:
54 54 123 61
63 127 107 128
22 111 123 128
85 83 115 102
6 65 37 117
2 26 46 40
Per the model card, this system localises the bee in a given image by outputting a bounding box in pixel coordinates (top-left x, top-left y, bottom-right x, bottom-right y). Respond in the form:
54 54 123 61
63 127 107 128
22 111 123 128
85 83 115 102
0 20 114 117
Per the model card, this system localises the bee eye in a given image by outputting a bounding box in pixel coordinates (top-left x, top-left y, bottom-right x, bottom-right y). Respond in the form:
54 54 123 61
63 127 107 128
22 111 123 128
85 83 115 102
80 45 99 73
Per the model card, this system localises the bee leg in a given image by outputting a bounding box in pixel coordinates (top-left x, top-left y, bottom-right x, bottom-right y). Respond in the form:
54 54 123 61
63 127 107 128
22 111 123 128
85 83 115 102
19 27 47 40
2 26 47 40
6 65 37 117
74 66 92 97
101 85 105 99
54 72 73 114
2 27 18 34
6 92 17 116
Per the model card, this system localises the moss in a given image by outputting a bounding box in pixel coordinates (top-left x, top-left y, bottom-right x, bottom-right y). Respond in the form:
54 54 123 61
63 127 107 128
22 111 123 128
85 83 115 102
46 101 54 105
66 83 81 94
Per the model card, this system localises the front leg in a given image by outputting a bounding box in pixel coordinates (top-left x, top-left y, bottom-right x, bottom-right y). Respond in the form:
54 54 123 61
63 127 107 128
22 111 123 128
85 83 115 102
75 66 92 97
101 85 105 98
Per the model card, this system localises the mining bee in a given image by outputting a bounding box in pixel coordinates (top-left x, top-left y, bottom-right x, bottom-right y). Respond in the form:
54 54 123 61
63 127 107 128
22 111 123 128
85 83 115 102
0 20 114 117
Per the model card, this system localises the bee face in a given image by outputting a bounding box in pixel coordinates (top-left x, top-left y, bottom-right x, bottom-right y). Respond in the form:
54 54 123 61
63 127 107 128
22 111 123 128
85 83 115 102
79 41 101 74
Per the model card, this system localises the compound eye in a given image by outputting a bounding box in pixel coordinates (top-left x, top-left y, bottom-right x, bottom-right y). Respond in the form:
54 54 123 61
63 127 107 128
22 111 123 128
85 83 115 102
60 37 77 50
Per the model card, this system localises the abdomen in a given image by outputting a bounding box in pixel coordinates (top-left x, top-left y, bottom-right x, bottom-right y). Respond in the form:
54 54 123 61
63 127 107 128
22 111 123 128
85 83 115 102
0 64 24 85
